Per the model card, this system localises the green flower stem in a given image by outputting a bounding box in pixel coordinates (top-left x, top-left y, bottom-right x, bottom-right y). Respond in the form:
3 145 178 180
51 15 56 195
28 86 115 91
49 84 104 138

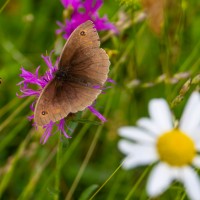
54 132 63 200
0 0 10 13
125 166 151 200
0 97 20 117
0 118 27 152
65 84 115 200
89 163 123 200
180 40 200 71
65 125 103 200
36 122 91 199
0 130 32 198
18 145 57 200
0 97 33 133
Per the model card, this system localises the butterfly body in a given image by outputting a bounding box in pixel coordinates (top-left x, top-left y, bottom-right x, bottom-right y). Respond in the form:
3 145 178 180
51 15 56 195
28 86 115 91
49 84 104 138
34 20 110 126
55 70 68 81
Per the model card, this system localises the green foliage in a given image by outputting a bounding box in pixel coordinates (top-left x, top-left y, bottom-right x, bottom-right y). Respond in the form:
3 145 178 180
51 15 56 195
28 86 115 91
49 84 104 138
0 0 200 199
79 184 98 200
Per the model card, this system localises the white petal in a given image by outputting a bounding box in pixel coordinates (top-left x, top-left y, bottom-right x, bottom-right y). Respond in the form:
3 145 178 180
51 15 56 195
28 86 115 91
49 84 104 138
121 146 158 169
192 156 200 168
118 140 156 155
147 163 174 197
179 166 200 200
118 126 155 143
149 99 173 132
187 126 200 151
180 92 200 135
118 140 136 155
195 141 200 151
137 118 162 136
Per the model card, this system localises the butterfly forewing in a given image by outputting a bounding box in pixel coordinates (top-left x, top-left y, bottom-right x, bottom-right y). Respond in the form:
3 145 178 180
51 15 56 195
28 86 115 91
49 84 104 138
69 47 110 86
58 20 100 70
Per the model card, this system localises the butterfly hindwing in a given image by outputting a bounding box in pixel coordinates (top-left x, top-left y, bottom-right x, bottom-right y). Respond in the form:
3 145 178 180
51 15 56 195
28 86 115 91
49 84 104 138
34 80 71 126
61 81 101 113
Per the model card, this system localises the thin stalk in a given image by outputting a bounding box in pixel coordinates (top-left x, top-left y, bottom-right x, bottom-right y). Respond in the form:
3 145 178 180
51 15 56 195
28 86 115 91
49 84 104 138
125 166 151 200
180 40 200 71
0 118 26 151
89 163 123 200
0 97 20 117
65 125 103 200
0 97 33 132
0 131 32 197
54 133 63 200
18 147 57 200
65 80 115 200
36 123 91 198
0 0 10 13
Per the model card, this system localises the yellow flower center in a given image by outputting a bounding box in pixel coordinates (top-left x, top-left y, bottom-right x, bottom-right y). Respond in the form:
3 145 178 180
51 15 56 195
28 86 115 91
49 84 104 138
156 129 196 166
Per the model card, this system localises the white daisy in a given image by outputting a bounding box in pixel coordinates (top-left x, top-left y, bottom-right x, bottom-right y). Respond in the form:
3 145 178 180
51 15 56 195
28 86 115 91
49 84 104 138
118 92 200 200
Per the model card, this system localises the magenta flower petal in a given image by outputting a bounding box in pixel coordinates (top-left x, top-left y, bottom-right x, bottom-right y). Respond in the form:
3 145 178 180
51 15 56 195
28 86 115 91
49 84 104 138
61 0 81 9
27 115 34 121
30 101 36 112
107 78 116 84
40 121 54 144
57 119 72 138
83 0 103 13
88 105 106 122
94 15 118 33
57 0 118 39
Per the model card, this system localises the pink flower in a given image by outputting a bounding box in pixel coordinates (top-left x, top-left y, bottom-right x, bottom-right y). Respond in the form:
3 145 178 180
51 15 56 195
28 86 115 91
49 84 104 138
56 0 118 39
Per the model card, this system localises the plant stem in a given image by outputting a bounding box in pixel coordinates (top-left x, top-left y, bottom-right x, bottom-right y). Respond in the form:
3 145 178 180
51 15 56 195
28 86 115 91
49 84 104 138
65 126 103 200
125 166 151 200
54 133 63 200
89 163 123 200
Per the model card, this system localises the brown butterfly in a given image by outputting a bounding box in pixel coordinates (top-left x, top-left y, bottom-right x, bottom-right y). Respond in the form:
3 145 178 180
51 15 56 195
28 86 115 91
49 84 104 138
34 20 110 126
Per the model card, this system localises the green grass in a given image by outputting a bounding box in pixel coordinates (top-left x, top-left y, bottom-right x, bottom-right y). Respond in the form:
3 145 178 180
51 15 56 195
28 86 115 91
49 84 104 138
0 0 200 199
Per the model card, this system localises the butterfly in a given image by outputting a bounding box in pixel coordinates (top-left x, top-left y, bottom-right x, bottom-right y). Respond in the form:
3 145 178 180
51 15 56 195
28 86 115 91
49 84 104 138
34 20 110 126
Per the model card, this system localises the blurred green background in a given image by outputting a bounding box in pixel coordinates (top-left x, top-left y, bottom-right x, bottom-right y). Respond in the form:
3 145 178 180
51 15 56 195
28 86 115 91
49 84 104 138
1 0 200 199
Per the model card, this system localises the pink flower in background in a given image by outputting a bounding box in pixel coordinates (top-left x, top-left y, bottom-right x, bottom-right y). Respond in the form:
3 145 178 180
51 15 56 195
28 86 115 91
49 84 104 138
17 52 108 144
56 0 118 39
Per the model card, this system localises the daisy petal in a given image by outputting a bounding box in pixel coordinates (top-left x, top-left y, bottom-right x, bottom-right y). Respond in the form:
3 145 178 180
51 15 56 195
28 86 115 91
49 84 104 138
118 140 136 155
122 155 157 169
118 140 156 155
149 99 173 132
118 126 155 143
119 144 158 169
179 166 200 200
147 163 174 197
137 118 162 136
195 140 200 151
192 156 200 168
180 92 200 135
186 125 200 148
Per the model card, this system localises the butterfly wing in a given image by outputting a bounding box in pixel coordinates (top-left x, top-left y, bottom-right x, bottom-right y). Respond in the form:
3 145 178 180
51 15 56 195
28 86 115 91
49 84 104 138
34 79 72 126
34 79 101 126
69 47 110 87
34 20 110 126
58 20 101 70
59 20 110 113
